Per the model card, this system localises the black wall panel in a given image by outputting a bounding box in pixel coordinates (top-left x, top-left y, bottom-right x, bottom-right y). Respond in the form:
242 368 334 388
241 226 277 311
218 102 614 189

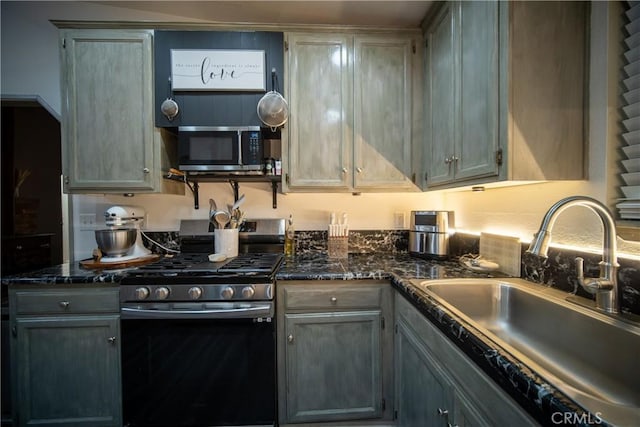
154 31 284 128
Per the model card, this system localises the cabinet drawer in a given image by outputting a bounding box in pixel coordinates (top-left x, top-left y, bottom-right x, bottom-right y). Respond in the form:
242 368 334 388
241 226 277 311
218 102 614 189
282 286 383 310
14 288 119 315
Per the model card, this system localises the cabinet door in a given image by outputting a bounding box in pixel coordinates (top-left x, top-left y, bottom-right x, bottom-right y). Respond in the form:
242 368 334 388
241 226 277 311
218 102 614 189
424 3 456 186
284 311 382 423
353 35 415 190
14 315 121 427
286 33 352 190
62 30 155 192
455 1 500 181
395 316 452 427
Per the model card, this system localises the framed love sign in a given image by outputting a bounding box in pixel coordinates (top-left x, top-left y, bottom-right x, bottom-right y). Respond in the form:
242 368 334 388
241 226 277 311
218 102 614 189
170 49 266 91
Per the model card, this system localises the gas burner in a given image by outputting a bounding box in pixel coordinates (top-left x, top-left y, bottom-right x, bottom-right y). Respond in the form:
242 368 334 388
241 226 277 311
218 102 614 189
218 253 284 273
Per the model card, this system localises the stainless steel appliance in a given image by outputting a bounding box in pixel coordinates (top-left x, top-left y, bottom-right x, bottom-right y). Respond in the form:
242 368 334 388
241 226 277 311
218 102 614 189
120 219 284 427
178 126 263 173
409 211 454 260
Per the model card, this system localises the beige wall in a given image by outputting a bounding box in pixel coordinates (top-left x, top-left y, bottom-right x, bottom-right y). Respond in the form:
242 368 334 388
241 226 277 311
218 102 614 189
2 1 639 260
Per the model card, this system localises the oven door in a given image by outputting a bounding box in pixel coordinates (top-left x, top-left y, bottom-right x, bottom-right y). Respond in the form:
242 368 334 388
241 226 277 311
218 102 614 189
121 303 276 427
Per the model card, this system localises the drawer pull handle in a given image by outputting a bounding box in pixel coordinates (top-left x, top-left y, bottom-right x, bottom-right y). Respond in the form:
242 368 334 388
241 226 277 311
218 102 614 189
59 301 70 309
287 334 294 343
438 408 449 416
330 297 337 304
107 337 117 345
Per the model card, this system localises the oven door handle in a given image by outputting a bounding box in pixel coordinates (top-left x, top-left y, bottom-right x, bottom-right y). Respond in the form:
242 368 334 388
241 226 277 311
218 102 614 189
121 305 273 319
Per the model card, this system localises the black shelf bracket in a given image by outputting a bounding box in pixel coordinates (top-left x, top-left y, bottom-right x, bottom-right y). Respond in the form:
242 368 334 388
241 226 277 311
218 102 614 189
165 172 281 210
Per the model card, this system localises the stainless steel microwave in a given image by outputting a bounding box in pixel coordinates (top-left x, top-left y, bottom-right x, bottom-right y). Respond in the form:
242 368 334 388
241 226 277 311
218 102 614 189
178 126 263 173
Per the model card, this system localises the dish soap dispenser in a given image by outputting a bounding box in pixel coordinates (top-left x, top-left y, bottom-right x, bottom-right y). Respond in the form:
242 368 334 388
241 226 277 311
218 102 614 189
284 214 295 256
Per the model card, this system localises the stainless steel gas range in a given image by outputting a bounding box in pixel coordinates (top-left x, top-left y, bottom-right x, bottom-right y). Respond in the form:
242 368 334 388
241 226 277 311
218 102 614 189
120 219 284 427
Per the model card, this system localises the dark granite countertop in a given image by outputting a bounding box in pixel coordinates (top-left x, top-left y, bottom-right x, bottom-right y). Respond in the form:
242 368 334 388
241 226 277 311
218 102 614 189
278 253 609 427
1 261 125 286
1 252 615 426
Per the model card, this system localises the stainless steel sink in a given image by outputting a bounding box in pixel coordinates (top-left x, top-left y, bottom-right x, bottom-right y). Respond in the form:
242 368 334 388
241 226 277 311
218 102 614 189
410 278 640 426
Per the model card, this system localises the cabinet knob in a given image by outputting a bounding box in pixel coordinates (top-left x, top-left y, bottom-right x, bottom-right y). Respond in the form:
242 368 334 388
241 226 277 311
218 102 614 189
143 167 150 173
59 301 70 309
287 334 294 343
438 408 449 416
356 167 363 173
444 157 452 164
330 296 337 304
107 336 117 345
341 167 348 174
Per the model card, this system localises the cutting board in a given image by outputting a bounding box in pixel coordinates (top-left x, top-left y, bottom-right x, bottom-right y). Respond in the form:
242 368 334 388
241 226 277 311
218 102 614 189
80 254 160 270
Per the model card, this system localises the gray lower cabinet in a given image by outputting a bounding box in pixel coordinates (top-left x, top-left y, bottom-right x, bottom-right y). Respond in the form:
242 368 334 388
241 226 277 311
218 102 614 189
9 286 121 427
394 295 537 427
277 281 393 426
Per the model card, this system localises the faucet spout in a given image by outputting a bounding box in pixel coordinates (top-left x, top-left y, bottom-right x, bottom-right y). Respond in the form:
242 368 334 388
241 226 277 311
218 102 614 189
526 196 620 314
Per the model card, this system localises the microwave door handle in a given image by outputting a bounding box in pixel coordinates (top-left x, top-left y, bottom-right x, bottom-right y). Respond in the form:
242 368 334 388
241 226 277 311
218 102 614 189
237 130 243 166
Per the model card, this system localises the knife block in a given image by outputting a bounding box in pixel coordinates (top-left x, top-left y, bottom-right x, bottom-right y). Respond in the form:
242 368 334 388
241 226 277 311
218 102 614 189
327 236 348 259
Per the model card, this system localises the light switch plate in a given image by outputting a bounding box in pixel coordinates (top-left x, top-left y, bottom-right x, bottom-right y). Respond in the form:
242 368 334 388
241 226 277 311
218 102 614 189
394 212 406 229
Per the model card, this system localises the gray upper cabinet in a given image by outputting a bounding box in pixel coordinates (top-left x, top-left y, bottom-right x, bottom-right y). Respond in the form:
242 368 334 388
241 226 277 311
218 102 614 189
60 29 183 194
284 32 421 192
353 35 415 190
285 33 352 190
422 1 586 189
423 3 456 185
10 286 121 427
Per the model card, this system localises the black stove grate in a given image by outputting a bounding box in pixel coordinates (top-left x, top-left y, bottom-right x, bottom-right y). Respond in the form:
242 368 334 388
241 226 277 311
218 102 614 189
135 252 283 275
217 253 284 273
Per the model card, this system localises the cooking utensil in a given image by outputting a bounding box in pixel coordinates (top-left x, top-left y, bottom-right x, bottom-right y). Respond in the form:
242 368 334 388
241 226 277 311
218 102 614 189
209 198 218 228
232 194 246 211
94 228 137 257
214 210 231 229
257 68 288 131
160 76 179 121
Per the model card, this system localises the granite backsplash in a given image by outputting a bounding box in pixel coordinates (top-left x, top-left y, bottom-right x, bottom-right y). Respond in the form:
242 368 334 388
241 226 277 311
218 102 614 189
141 229 640 315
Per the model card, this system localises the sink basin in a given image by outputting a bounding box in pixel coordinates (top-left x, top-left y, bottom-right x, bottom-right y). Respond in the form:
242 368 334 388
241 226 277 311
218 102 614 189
410 278 640 426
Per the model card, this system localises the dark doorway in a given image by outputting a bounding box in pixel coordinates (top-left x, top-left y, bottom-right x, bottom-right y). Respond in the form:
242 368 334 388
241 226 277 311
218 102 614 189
1 99 63 274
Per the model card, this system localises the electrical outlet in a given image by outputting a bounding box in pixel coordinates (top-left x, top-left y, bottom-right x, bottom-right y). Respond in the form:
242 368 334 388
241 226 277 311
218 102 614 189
394 212 405 229
79 213 96 230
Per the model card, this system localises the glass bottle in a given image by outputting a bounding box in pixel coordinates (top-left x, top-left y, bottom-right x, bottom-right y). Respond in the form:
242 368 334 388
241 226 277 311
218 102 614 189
284 214 295 256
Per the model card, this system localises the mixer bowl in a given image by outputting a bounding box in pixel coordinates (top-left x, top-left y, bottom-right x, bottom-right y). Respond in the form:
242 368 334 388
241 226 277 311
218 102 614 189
95 228 137 257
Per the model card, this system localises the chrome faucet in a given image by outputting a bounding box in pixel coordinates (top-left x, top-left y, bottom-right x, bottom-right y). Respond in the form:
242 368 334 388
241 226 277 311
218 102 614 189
526 196 620 314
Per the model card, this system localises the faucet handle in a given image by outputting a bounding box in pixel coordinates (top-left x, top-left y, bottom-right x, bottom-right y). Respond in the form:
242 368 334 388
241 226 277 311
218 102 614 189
575 257 597 294
575 257 612 294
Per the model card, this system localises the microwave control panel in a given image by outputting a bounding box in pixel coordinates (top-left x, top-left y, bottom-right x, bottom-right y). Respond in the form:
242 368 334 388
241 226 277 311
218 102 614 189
245 131 263 165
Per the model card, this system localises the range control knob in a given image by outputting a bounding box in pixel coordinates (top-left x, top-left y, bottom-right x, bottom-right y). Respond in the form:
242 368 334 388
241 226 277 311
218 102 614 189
221 286 235 300
241 286 255 299
188 286 203 300
155 286 170 300
135 287 150 300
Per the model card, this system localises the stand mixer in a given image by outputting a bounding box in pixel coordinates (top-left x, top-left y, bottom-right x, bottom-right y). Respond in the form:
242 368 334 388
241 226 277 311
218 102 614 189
99 205 152 263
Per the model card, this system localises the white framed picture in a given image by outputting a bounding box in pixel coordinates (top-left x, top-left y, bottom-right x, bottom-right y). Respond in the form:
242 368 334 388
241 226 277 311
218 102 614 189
171 49 266 91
